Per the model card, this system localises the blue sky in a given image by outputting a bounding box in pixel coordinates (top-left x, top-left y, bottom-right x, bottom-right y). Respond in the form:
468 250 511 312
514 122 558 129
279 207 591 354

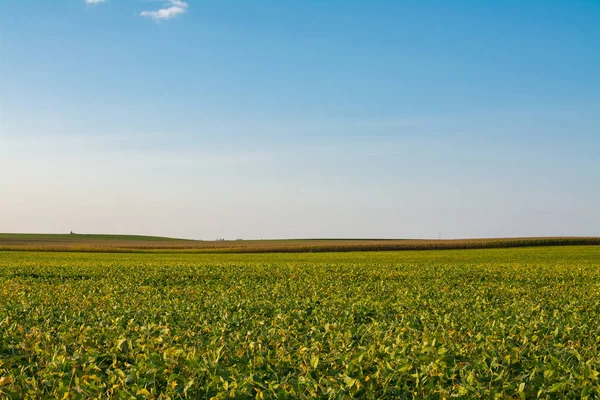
1 0 598 239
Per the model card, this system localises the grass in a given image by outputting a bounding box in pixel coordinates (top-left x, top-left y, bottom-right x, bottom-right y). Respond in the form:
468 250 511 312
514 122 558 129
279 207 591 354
0 233 190 243
1 246 599 398
1 233 599 253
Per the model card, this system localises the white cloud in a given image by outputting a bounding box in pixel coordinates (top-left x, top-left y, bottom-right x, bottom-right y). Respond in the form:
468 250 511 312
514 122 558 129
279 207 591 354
141 0 188 21
85 0 106 4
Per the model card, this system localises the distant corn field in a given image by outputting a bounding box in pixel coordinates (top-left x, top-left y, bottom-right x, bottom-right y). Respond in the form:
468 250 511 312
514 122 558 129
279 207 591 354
0 234 599 253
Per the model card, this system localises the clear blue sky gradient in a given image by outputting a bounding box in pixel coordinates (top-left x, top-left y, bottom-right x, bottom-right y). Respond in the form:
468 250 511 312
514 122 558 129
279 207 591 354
1 0 598 239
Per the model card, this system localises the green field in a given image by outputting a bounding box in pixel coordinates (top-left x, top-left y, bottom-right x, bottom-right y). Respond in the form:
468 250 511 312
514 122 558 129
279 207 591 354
1 246 600 398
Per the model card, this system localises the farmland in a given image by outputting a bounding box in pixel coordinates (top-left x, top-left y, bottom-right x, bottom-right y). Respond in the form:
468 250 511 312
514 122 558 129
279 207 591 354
1 246 600 398
1 233 599 253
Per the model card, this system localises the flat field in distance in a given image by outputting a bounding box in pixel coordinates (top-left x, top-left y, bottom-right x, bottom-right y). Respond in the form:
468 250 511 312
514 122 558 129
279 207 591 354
1 246 599 398
1 233 599 252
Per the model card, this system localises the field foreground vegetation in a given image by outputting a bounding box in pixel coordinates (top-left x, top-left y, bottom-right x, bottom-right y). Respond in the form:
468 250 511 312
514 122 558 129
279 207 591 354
1 246 599 398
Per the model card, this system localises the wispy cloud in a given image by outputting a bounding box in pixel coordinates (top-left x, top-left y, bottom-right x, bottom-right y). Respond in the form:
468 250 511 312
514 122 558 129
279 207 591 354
140 0 188 21
85 0 107 4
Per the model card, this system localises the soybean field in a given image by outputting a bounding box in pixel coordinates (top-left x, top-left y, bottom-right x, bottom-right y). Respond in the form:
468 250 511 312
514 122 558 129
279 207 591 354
1 246 600 398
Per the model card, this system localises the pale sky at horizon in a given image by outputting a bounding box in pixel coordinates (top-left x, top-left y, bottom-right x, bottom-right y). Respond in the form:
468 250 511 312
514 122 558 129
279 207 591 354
1 0 599 240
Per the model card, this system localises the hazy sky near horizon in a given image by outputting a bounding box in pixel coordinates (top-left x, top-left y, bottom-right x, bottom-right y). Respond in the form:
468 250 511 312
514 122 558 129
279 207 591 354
1 0 599 240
